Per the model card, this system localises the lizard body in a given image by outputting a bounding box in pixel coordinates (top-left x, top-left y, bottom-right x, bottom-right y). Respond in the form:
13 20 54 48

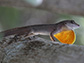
0 20 80 41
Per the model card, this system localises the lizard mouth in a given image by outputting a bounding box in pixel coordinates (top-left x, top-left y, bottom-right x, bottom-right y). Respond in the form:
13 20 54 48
76 24 80 29
76 23 80 27
74 22 80 27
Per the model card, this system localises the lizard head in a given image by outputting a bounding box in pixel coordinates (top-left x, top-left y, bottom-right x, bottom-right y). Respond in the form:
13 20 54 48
54 20 80 44
61 20 80 30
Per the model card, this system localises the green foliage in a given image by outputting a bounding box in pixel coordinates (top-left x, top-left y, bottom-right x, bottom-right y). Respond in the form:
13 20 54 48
0 7 20 30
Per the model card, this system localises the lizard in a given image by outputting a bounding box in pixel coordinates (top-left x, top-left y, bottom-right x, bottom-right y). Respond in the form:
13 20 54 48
0 20 80 41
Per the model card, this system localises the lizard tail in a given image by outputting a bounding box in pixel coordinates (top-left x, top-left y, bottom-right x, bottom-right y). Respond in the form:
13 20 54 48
0 26 32 37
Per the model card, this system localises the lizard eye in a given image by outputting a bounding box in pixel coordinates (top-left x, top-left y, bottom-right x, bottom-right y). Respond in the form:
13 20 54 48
70 20 74 24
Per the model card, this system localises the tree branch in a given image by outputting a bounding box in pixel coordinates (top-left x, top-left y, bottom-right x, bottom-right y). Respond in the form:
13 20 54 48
0 36 84 63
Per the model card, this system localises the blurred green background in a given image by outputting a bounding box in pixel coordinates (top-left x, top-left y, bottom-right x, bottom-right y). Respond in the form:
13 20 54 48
0 1 83 45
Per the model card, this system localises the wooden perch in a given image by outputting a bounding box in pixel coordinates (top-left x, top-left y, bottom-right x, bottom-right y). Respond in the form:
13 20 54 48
0 35 84 63
0 0 84 16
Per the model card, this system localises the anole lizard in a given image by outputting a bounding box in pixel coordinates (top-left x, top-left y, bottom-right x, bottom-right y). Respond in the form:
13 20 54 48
0 20 80 41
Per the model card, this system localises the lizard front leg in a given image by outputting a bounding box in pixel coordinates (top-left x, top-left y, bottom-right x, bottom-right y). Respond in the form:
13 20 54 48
50 30 56 41
50 29 61 41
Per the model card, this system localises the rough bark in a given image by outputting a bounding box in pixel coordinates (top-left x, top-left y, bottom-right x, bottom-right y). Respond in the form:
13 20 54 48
0 35 84 63
0 0 84 16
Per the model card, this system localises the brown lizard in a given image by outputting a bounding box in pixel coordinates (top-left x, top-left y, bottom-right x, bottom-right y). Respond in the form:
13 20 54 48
0 20 80 41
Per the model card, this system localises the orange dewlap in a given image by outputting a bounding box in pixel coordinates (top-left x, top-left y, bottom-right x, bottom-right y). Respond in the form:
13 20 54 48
54 30 76 44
